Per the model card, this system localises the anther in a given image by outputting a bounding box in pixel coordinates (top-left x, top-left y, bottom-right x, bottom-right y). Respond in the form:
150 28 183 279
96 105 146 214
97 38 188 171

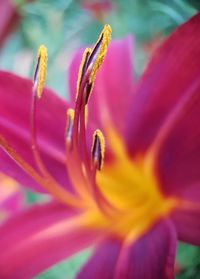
33 44 48 98
83 25 112 103
76 24 112 105
89 24 112 84
66 108 75 149
91 129 105 171
76 48 91 99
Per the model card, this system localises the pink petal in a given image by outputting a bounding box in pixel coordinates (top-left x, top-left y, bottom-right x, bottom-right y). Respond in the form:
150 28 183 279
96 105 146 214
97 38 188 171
77 221 176 279
155 85 200 199
0 0 20 47
171 207 200 245
115 220 176 279
0 71 72 192
0 201 102 278
81 0 113 13
69 36 135 136
0 174 24 221
76 237 121 279
126 13 200 157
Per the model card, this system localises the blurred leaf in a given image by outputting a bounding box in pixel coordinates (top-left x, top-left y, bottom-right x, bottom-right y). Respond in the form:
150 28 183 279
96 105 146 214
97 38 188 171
184 0 200 11
176 242 200 279
149 2 185 24
25 190 45 204
177 242 200 268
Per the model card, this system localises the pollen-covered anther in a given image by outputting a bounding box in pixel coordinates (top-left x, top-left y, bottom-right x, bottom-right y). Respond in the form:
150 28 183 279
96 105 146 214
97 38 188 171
91 129 105 171
89 24 112 85
75 25 112 106
33 44 48 98
66 108 75 149
76 47 92 100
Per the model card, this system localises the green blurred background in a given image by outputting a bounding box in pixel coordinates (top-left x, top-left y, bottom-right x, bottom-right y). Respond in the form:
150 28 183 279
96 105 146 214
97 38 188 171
0 0 200 278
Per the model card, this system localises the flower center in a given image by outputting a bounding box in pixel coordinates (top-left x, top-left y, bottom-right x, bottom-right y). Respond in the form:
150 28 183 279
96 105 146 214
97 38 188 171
94 130 177 242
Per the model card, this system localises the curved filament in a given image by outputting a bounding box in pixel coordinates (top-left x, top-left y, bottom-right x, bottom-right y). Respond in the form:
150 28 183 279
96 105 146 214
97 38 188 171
0 135 80 208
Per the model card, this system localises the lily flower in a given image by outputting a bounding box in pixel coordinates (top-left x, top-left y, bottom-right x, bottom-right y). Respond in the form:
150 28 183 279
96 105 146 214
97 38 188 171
0 13 200 279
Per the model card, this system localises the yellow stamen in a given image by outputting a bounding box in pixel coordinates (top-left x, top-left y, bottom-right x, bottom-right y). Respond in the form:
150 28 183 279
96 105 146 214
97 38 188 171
75 25 111 104
76 48 92 99
34 44 48 98
89 24 112 84
92 129 105 170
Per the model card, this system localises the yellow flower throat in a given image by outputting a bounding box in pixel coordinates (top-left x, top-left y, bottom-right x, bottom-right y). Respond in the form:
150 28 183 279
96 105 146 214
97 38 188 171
88 129 177 243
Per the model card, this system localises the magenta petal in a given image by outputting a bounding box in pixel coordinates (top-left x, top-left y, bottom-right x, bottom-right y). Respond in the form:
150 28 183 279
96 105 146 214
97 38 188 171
0 71 72 191
155 86 200 198
69 36 135 135
171 207 200 245
115 220 176 279
0 175 24 220
126 13 200 156
76 237 121 279
0 202 102 278
77 220 176 279
0 0 19 47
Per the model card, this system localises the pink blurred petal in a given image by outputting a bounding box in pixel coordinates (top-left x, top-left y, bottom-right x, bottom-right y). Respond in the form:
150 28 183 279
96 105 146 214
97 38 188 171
126 13 200 158
76 237 121 279
0 0 20 47
77 221 176 279
115 220 176 279
155 85 200 199
171 207 200 245
69 36 135 136
81 0 114 20
0 71 72 192
0 174 24 222
81 0 113 13
0 201 102 278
